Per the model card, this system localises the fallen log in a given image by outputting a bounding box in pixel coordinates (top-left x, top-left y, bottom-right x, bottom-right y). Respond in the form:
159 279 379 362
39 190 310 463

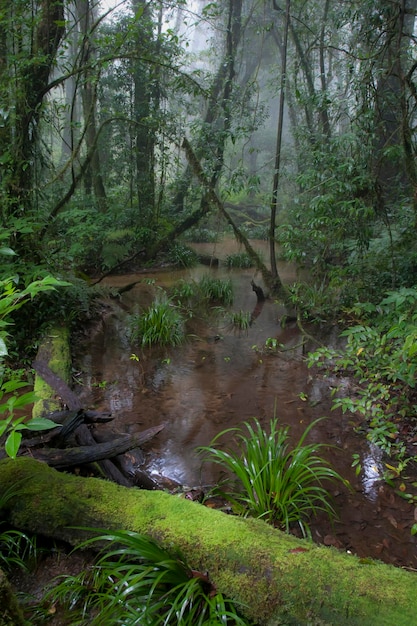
0 568 25 626
25 424 165 469
32 328 72 418
1 457 416 626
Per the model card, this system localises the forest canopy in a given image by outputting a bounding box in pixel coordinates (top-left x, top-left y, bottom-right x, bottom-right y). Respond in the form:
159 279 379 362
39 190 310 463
0 0 415 323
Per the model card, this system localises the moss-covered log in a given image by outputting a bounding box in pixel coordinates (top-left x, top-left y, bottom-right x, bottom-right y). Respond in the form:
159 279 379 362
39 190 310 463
32 326 71 418
0 458 416 626
0 568 25 626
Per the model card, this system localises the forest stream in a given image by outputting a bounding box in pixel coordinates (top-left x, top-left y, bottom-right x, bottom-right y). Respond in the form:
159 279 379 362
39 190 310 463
72 240 417 571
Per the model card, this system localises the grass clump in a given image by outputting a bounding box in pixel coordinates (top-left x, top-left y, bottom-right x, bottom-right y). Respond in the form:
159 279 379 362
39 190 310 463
225 252 254 269
200 417 345 538
199 276 233 307
39 530 250 625
229 310 251 332
130 294 185 348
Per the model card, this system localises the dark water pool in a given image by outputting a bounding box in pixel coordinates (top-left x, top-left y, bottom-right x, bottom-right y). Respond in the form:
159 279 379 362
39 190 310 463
73 244 417 569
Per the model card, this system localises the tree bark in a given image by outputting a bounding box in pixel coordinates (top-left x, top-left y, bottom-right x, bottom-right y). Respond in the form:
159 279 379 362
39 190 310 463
1 457 416 626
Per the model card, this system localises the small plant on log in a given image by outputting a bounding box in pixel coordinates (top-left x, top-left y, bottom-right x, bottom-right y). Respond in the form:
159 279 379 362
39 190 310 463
40 529 250 625
129 293 185 348
200 418 346 538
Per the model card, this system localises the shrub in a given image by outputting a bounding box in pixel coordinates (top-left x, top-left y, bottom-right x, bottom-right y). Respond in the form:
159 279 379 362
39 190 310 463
200 418 345 538
167 243 198 268
41 530 250 625
308 286 417 460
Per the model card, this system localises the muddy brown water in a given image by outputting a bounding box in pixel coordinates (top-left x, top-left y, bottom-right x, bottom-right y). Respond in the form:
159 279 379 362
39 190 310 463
72 241 417 570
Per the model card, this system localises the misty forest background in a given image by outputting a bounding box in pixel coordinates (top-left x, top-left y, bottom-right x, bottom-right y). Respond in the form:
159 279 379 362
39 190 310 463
2 0 417 353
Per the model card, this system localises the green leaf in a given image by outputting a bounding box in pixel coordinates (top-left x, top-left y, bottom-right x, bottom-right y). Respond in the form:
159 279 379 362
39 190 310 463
0 247 17 256
5 431 22 459
0 336 7 357
0 419 10 437
25 417 59 431
1 380 29 394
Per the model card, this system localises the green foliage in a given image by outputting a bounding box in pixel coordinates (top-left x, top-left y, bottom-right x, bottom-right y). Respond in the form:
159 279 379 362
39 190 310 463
41 529 250 625
171 279 199 306
0 482 40 572
167 242 198 268
0 273 67 458
228 310 251 332
225 252 254 269
199 276 233 307
287 280 343 322
308 287 417 460
129 292 185 348
182 227 219 243
199 418 344 538
0 379 58 459
0 275 69 357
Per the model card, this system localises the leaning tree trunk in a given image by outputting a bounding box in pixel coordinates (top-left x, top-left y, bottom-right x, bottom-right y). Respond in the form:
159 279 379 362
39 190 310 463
0 457 416 626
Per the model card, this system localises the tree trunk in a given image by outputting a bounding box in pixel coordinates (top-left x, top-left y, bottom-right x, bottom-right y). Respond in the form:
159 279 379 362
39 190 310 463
1 457 416 626
76 0 108 212
0 0 65 226
182 137 289 302
269 0 290 280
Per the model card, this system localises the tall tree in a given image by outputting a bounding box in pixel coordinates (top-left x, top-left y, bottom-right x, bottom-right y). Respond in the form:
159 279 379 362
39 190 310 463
75 0 108 212
0 1 65 231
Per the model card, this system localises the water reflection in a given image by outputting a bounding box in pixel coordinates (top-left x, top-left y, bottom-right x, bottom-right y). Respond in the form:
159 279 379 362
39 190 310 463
73 248 417 568
361 443 384 502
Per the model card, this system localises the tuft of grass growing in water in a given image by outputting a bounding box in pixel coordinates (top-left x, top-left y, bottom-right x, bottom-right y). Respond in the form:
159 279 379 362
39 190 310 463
229 310 251 332
129 294 185 348
199 276 233 307
199 417 346 538
40 529 251 626
225 252 254 269
171 279 199 307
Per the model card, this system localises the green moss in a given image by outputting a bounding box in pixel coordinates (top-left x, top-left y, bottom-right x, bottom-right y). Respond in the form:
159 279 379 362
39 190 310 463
1 458 416 625
32 326 71 418
0 569 25 626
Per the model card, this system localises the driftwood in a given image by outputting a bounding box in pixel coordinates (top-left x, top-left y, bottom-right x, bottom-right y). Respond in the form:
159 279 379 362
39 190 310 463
26 424 165 469
2 457 417 626
92 429 159 489
74 424 132 487
31 358 161 488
